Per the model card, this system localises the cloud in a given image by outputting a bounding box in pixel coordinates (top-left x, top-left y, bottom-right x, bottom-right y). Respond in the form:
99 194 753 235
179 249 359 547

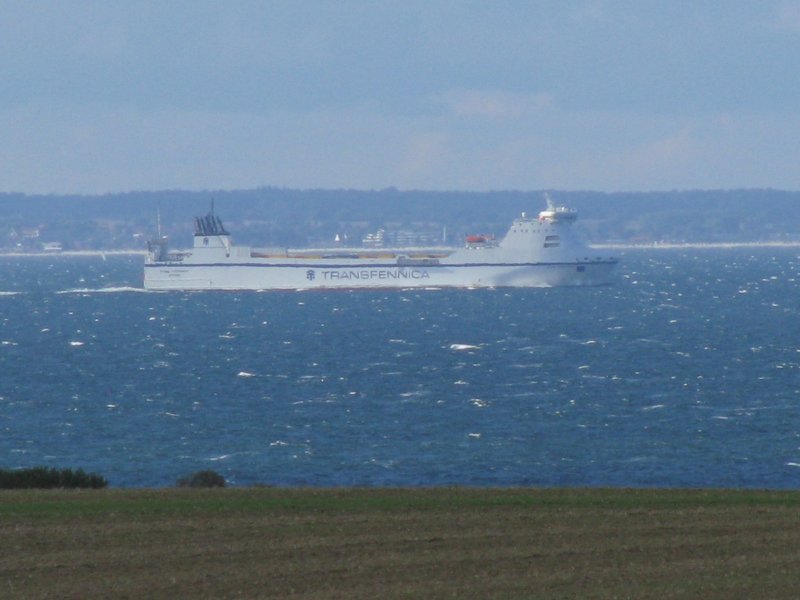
5 98 800 195
438 90 555 120
774 2 800 31
396 132 452 182
4 0 800 200
569 2 612 25
631 130 705 171
0 101 423 193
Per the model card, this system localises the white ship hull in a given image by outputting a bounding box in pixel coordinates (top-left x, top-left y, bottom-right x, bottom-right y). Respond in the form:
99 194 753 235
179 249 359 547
144 260 617 290
144 198 618 290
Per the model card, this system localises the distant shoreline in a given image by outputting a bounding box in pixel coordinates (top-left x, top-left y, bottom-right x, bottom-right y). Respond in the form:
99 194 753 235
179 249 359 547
593 241 800 250
2 242 800 257
0 250 147 257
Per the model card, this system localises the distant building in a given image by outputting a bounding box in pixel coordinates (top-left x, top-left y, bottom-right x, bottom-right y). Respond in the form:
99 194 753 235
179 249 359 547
42 242 63 253
362 229 385 247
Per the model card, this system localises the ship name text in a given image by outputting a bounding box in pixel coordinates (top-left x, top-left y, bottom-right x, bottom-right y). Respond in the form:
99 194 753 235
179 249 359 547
320 269 430 281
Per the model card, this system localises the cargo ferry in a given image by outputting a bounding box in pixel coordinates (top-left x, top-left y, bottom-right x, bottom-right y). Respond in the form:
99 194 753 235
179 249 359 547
144 196 617 290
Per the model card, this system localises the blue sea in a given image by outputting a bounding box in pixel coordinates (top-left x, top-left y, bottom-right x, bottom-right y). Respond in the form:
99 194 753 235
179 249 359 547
1 248 799 489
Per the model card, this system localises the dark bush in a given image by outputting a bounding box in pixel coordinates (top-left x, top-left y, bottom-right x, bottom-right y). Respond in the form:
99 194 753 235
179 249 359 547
0 467 108 489
177 470 226 488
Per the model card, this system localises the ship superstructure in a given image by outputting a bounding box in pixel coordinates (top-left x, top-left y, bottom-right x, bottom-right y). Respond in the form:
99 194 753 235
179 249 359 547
144 196 617 290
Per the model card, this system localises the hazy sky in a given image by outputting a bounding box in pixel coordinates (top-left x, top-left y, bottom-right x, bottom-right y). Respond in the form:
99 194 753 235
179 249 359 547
3 1 800 194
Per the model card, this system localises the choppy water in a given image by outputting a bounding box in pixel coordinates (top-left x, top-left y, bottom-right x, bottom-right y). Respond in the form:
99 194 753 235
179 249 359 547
1 249 799 488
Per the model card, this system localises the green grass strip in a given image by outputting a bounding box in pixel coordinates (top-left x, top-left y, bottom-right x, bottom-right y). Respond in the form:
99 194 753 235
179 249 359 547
2 487 800 520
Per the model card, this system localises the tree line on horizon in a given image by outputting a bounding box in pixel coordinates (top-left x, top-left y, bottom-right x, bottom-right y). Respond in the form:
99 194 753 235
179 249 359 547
1 187 798 250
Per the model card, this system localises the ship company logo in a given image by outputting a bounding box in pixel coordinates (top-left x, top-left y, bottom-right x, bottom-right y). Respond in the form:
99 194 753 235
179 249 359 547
306 270 316 281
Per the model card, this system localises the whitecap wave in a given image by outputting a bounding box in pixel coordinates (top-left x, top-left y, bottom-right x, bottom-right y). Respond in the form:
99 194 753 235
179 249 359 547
56 286 148 294
450 343 480 351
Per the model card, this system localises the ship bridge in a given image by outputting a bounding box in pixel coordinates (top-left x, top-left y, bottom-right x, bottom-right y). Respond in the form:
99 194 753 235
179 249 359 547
538 193 577 223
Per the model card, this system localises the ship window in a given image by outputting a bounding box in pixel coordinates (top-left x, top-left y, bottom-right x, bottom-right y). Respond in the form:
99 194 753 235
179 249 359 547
544 242 560 248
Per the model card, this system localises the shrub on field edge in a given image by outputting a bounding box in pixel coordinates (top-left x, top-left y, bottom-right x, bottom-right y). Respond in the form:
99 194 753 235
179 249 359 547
0 467 108 489
177 470 226 488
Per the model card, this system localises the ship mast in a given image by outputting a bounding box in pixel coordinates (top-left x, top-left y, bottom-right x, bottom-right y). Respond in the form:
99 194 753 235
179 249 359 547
544 192 555 212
